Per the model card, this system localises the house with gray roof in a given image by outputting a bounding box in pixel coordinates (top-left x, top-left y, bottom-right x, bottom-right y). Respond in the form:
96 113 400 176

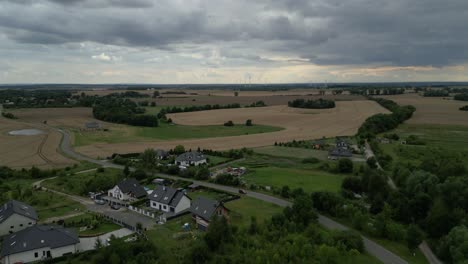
0 225 79 264
190 197 228 231
107 178 147 203
155 149 169 160
175 151 207 167
149 185 191 214
328 147 353 160
0 200 38 237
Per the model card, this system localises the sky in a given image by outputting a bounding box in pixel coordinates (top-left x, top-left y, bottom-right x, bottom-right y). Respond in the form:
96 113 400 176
0 0 468 84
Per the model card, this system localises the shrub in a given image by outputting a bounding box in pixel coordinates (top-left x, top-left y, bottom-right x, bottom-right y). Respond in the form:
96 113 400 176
302 157 320 164
338 158 354 173
245 119 253 126
224 121 234 127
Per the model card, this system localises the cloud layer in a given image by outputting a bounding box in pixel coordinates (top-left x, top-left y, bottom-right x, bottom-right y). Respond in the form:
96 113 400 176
0 0 467 83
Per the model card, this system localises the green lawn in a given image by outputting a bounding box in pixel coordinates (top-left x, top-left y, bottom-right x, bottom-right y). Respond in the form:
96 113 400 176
254 146 329 160
74 121 283 146
43 168 123 196
206 155 230 166
187 189 229 201
33 191 85 219
225 196 282 227
244 167 345 193
64 213 121 236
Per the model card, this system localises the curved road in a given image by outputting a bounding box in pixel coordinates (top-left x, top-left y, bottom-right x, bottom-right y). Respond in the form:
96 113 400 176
57 129 407 264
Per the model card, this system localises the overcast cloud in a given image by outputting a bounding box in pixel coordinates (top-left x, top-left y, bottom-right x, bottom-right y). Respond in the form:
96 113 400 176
0 0 467 83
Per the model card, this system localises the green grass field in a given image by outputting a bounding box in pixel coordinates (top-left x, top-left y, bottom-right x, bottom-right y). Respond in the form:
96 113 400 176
379 124 468 167
74 121 283 146
225 196 282 227
244 167 345 193
254 146 329 160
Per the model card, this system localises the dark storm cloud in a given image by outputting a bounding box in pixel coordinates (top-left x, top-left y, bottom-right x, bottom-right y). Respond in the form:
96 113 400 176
0 0 467 67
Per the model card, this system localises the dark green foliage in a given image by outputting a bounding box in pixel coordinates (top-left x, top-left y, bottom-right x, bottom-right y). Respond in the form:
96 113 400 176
454 93 468 101
337 158 354 173
288 98 335 109
406 224 424 251
1 112 17 119
384 133 400 140
405 135 425 145
224 120 234 126
245 119 253 126
341 176 362 194
302 157 320 164
158 103 242 118
437 225 468 264
204 216 233 250
459 105 468 111
366 157 378 168
332 230 364 253
280 185 290 198
214 174 240 186
423 90 449 97
93 98 158 127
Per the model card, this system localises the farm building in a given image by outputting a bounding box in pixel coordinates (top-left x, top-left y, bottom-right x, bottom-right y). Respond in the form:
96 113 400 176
0 200 38 237
335 138 350 149
84 121 101 130
175 151 207 167
190 197 228 231
0 225 79 264
106 178 147 205
149 185 191 214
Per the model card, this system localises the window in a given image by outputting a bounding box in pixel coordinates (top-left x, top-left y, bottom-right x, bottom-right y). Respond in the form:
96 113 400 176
35 252 38 258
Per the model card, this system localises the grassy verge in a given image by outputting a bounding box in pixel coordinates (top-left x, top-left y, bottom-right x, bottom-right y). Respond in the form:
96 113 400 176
74 121 283 146
225 196 282 227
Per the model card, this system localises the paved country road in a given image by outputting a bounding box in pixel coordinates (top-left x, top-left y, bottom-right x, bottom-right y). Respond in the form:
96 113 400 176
56 129 408 264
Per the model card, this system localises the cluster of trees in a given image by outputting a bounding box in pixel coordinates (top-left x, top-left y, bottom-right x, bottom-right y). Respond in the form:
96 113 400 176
106 91 149 98
288 98 336 109
368 88 406 95
92 98 158 127
189 195 368 263
157 103 242 118
358 98 415 139
1 89 74 108
454 93 468 101
423 90 450 97
405 135 425 145
460 105 468 111
1 112 16 119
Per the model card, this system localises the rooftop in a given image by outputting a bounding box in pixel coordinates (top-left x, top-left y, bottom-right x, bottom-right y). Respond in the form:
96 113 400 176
0 200 38 224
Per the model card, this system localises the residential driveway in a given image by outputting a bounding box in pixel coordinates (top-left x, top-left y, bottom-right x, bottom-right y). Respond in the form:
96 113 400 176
78 228 134 252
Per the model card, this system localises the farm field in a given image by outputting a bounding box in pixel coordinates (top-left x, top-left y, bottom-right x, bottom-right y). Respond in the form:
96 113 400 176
76 100 388 158
0 116 76 169
376 93 468 125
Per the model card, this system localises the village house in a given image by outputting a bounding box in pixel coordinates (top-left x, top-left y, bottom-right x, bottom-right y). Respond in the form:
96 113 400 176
106 178 147 205
328 148 353 160
335 138 350 149
0 200 38 237
155 149 169 160
190 197 229 231
175 151 207 167
0 225 79 264
148 185 191 214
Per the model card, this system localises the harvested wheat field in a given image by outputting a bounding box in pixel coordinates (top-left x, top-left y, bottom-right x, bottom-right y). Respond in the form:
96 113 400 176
76 100 388 158
0 117 76 169
376 94 468 126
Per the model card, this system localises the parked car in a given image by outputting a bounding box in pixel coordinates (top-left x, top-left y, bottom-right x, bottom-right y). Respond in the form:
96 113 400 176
94 199 106 205
110 204 121 210
238 189 247 194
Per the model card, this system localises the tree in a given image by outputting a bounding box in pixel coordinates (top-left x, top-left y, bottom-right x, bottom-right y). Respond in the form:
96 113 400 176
437 225 468 263
234 91 239 96
338 158 354 173
132 169 147 181
245 119 253 126
224 120 234 126
249 216 258 234
406 224 424 252
332 230 364 253
366 157 378 169
195 167 210 180
204 216 232 250
286 194 317 227
123 165 130 177
281 185 290 198
140 149 157 174
341 176 362 194
174 145 185 155
152 91 160 98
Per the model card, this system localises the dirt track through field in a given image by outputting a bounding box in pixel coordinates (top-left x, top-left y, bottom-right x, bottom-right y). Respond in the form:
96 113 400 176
76 100 388 158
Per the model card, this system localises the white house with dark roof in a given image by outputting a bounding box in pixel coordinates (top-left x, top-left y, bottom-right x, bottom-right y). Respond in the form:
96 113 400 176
0 200 38 237
107 178 147 203
175 151 207 167
0 225 79 264
190 197 228 231
149 185 191 214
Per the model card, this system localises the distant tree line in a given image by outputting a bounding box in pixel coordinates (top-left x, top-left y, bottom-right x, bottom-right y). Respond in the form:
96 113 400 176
423 90 449 97
454 93 468 101
288 98 335 109
460 105 468 111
